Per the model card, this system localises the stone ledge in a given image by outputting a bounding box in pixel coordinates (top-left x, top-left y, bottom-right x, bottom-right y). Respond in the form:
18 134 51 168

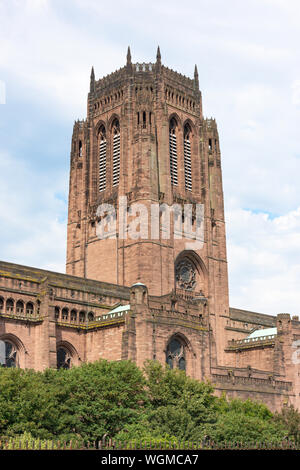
0 313 43 324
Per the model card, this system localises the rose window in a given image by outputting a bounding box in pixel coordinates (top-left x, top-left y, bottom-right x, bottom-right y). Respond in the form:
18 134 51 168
175 260 196 291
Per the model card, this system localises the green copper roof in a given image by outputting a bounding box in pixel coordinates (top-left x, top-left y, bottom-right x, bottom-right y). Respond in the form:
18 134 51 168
108 304 130 314
247 327 277 339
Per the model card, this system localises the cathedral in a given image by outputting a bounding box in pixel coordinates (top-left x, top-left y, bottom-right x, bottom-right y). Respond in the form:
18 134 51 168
0 47 299 412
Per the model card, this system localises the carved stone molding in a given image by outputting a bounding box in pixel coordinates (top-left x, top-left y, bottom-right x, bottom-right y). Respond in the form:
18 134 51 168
175 259 196 291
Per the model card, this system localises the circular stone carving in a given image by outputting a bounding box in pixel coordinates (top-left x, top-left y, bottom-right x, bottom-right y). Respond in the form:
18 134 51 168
175 260 196 291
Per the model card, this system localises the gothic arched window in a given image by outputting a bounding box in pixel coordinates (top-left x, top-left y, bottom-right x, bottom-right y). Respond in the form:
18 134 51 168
6 299 14 313
166 337 186 371
184 123 192 191
88 311 94 321
26 302 34 315
79 311 86 323
57 347 71 369
55 306 60 320
0 340 17 368
16 300 24 314
98 125 107 192
112 119 120 187
169 118 178 186
70 309 77 322
62 308 69 321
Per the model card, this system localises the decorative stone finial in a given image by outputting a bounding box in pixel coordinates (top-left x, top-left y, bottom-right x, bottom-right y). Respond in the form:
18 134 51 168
127 46 132 66
156 45 161 63
194 64 199 90
90 66 95 93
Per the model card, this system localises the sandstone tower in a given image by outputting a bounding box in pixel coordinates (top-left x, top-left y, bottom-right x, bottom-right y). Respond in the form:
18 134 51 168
66 48 230 355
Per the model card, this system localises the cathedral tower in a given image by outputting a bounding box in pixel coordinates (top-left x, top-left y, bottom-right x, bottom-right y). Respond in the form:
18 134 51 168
66 48 229 353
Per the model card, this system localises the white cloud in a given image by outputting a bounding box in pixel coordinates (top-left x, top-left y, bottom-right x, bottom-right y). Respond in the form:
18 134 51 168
0 0 124 118
0 151 67 272
0 80 5 104
227 206 300 315
292 80 300 106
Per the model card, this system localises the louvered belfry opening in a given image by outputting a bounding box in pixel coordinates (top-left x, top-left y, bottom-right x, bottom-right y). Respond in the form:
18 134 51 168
184 123 192 191
112 119 120 187
98 126 106 192
169 117 178 186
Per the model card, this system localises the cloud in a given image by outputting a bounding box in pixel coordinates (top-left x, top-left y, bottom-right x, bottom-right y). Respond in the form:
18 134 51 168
227 205 300 315
0 0 124 119
0 80 5 104
0 150 67 272
292 80 300 106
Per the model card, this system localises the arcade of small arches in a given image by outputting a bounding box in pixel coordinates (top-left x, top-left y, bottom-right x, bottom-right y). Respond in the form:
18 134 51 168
165 87 196 111
54 306 95 324
0 296 39 316
93 88 124 113
136 110 153 129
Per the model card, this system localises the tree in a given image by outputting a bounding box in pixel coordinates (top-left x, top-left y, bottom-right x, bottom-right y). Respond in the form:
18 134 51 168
0 359 293 446
50 359 147 442
274 404 300 444
209 397 287 445
115 361 218 443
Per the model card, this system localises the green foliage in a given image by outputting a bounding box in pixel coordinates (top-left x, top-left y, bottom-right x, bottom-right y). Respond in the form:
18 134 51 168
55 360 147 442
0 359 293 446
209 396 286 444
2 432 85 450
208 409 286 445
0 368 59 438
0 360 146 442
136 361 218 441
274 404 300 443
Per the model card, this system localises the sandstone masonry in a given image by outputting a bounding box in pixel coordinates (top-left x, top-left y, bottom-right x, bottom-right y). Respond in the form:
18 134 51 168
0 48 299 412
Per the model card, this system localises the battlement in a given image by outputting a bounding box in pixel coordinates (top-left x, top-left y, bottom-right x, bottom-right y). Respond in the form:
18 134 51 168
56 308 127 331
91 62 197 92
134 62 155 73
162 65 195 90
212 373 292 392
226 334 276 351
94 66 128 92
73 120 85 130
150 307 208 332
88 47 199 101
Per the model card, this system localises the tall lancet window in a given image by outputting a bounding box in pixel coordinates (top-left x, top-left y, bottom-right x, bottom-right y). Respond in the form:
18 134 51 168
169 118 178 186
184 123 192 191
99 126 107 192
112 119 120 187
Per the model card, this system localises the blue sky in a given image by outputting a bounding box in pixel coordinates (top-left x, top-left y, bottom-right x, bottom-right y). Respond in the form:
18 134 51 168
0 0 300 315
